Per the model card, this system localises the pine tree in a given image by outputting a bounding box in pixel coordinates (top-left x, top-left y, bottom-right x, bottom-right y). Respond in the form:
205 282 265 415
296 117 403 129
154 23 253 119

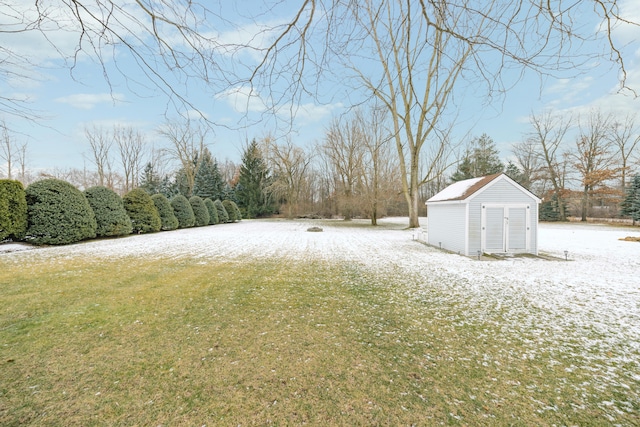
139 162 161 195
451 134 504 182
505 161 527 188
193 148 225 200
620 175 640 225
235 140 274 218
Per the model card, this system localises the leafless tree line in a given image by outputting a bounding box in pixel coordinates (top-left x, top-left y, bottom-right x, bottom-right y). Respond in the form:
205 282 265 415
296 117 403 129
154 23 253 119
512 109 640 220
4 104 639 223
2 1 636 228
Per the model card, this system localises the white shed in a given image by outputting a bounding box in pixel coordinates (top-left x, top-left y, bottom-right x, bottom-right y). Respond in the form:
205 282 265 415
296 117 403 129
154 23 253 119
425 173 541 256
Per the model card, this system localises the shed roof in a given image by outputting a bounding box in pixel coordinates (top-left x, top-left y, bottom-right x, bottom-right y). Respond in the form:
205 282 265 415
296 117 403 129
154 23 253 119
427 173 502 203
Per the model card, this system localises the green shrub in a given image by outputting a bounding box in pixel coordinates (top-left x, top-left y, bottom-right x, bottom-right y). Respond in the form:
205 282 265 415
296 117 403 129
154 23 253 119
171 194 195 228
84 186 133 237
204 198 219 225
25 179 97 245
222 199 241 222
123 188 161 233
151 193 179 231
189 196 210 227
0 179 27 241
214 199 229 223
232 200 242 221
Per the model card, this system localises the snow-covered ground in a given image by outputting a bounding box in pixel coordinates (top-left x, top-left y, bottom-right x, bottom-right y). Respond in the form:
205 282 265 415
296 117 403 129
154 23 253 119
2 219 639 382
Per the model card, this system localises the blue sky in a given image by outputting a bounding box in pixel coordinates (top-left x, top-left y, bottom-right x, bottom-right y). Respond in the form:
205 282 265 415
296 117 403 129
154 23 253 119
1 1 639 174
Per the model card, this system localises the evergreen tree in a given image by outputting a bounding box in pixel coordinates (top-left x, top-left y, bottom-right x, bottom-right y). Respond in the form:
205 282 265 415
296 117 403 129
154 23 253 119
620 175 640 225
504 160 527 189
171 194 196 228
451 134 504 182
214 199 229 223
189 195 210 226
204 198 219 225
84 186 133 237
539 193 567 222
26 179 97 245
151 193 179 231
158 175 178 199
0 179 27 241
193 148 225 200
235 139 274 218
139 162 161 195
123 188 162 233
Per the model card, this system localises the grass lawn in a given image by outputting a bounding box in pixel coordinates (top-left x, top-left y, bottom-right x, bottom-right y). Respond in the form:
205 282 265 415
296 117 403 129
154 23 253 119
1 236 638 425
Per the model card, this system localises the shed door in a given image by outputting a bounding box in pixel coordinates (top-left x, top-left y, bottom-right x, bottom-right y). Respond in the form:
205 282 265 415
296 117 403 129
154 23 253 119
484 207 506 252
507 207 527 251
481 204 531 253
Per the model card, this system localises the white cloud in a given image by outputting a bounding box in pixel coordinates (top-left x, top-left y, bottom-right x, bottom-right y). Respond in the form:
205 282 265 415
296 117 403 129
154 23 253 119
292 102 344 124
181 109 210 121
55 93 126 110
216 86 268 114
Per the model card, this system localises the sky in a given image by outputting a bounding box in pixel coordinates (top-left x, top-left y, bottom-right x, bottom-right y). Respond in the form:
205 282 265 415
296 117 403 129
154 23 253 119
1 0 639 176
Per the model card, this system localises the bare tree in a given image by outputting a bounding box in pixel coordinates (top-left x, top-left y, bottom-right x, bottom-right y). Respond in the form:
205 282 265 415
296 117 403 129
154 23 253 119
512 139 543 192
159 119 208 197
573 110 620 221
355 107 399 225
609 114 640 191
263 137 313 219
0 121 13 179
528 111 572 220
322 116 366 220
242 1 639 227
84 126 115 189
113 126 146 193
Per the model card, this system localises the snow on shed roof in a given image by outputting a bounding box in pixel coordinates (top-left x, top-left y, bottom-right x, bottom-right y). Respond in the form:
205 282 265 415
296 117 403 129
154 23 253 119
427 173 502 203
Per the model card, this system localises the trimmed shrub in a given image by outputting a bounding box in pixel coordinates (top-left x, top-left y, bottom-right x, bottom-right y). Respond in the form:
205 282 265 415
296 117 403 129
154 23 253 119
25 179 97 245
0 179 27 241
151 193 179 231
204 198 219 225
123 188 161 233
214 199 229 223
171 194 195 228
222 199 241 222
232 200 242 221
189 196 210 227
84 186 133 237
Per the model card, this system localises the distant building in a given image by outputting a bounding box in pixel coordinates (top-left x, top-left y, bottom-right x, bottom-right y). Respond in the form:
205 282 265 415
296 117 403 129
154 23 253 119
426 173 541 256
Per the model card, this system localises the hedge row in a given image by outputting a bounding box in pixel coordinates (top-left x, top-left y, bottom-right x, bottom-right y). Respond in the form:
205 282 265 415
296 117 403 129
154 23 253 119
0 178 241 246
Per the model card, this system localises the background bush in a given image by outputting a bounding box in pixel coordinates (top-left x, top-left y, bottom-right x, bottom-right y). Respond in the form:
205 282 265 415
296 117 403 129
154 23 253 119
214 199 229 223
222 199 241 222
171 195 195 228
189 196 210 227
84 186 133 237
151 194 179 231
232 201 242 221
0 179 27 241
25 179 97 245
204 198 219 225
123 188 161 233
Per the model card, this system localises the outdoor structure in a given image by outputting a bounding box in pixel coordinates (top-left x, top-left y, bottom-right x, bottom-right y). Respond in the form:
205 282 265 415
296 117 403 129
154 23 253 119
425 173 541 256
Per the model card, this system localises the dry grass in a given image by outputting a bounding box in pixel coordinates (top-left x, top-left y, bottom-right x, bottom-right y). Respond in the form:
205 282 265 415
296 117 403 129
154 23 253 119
1 250 638 425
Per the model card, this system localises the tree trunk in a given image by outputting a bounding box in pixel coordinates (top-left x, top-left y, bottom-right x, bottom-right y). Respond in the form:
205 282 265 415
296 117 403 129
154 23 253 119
581 185 589 221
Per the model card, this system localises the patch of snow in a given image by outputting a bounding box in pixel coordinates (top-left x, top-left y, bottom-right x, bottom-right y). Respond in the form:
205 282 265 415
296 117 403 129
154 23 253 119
2 217 639 404
427 177 483 202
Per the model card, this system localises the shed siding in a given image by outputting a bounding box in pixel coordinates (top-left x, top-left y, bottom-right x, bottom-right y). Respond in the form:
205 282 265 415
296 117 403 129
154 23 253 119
427 203 466 254
469 179 538 254
427 174 539 257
